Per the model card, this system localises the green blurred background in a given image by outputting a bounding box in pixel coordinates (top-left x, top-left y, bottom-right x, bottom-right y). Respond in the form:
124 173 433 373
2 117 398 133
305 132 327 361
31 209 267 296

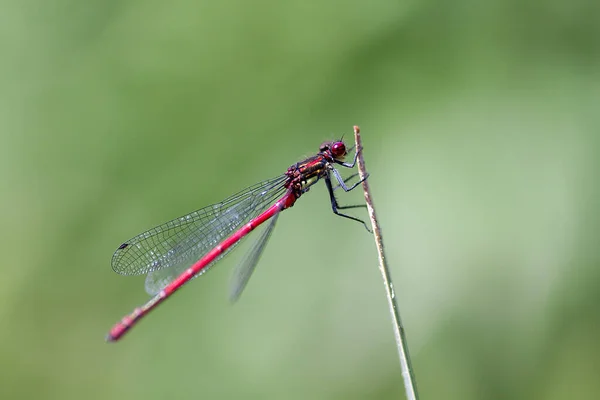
1 0 599 399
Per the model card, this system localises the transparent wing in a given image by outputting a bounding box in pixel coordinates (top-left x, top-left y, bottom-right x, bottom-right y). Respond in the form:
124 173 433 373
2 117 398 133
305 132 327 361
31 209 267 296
111 175 287 282
228 210 280 302
144 232 248 295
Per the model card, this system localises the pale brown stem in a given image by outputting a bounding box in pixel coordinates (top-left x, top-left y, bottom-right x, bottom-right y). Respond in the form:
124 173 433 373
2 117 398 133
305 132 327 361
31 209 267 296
353 125 419 400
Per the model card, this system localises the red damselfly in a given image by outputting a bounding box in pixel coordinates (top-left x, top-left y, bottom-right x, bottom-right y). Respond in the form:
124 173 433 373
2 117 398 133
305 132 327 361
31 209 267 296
107 137 369 341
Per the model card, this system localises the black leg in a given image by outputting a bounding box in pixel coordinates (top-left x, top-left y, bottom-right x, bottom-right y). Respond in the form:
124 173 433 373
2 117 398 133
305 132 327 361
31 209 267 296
325 174 371 232
335 144 363 168
330 167 369 192
332 172 360 191
336 148 358 168
332 173 367 209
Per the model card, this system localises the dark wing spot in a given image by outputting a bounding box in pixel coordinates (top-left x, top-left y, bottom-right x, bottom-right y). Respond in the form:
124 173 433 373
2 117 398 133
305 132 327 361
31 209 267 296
117 243 129 250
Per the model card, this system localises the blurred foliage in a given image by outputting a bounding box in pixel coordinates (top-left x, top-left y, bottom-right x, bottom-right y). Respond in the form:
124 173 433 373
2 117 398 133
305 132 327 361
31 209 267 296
1 0 599 399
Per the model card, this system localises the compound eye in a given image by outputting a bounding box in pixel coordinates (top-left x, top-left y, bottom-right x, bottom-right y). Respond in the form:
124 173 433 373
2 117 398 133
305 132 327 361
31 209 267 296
330 141 346 159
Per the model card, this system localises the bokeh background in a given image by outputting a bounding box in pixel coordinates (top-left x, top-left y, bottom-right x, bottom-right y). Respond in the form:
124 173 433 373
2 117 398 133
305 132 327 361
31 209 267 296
1 0 599 399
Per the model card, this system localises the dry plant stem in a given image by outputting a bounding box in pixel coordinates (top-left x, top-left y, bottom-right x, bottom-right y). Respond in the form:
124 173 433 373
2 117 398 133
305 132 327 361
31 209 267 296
353 126 419 400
